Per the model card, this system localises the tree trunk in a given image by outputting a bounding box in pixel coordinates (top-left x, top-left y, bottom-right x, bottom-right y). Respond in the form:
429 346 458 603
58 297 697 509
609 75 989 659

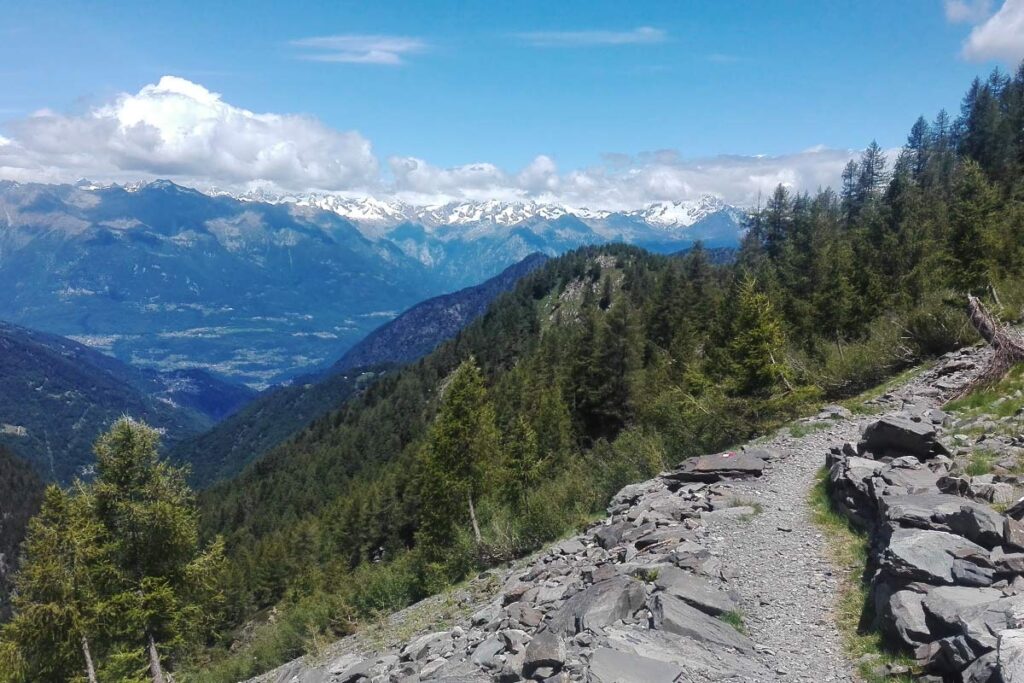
81 634 98 683
467 493 482 545
147 631 166 683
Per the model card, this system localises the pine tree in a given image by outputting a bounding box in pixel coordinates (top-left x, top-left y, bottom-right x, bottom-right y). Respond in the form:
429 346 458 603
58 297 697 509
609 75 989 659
949 159 1000 292
728 277 791 396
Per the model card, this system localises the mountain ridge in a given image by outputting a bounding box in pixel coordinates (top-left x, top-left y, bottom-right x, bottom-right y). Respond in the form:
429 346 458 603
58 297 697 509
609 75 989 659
0 319 239 483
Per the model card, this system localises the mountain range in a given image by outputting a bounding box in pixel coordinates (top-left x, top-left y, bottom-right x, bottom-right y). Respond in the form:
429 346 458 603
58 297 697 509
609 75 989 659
0 179 745 387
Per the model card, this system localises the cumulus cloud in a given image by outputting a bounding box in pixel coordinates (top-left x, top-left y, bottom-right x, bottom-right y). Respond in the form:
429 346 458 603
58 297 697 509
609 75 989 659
0 75 862 208
291 34 427 65
0 76 379 191
515 27 666 47
949 0 1024 63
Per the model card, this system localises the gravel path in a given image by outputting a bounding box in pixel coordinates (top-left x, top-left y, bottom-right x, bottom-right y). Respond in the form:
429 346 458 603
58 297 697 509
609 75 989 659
703 419 865 682
698 348 987 683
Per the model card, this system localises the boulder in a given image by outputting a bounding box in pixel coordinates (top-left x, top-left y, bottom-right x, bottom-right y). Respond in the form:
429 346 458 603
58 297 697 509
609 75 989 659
921 586 1003 638
1007 518 1024 551
954 594 1024 653
652 565 738 616
962 651 999 683
522 630 565 678
592 521 633 550
506 602 544 628
879 494 1005 548
547 576 646 635
862 414 950 459
886 589 931 647
400 630 451 662
881 529 990 585
586 647 685 683
999 629 1024 682
663 451 765 483
470 636 505 669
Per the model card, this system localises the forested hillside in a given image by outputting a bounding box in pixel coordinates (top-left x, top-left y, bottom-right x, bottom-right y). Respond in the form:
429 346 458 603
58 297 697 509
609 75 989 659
187 65 1024 680
0 448 43 621
0 321 225 484
169 254 548 486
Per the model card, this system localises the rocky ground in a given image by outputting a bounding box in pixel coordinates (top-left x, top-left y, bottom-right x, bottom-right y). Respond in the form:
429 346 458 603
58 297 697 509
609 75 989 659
249 344 1021 683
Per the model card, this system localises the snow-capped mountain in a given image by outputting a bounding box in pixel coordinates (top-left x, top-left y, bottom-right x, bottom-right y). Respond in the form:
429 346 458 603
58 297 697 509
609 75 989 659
232 190 743 233
629 195 733 229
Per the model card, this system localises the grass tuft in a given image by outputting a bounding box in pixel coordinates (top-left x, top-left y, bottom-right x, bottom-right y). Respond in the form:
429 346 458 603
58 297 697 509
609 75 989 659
965 449 998 476
787 420 832 439
718 610 747 634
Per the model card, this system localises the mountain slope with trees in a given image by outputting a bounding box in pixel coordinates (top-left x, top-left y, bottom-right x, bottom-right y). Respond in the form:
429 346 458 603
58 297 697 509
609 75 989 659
0 448 44 622
0 320 237 484
168 254 548 486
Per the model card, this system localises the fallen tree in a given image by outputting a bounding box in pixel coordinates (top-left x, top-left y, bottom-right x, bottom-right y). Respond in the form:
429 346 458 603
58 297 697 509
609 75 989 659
961 294 1024 393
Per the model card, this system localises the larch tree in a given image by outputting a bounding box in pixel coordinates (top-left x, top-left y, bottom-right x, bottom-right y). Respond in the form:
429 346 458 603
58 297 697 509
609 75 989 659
0 485 112 683
416 359 501 557
91 418 225 683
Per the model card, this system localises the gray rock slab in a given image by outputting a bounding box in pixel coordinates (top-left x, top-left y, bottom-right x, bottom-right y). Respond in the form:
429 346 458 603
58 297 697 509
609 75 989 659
586 646 685 683
649 592 753 653
653 565 738 616
547 576 646 635
664 451 765 483
881 529 989 585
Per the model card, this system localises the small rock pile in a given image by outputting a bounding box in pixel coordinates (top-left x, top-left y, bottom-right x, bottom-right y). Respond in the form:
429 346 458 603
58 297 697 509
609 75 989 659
254 452 781 682
826 354 1024 682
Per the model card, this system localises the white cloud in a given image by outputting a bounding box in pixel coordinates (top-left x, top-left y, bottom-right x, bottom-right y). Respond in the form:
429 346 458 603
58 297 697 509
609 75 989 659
0 76 378 191
515 27 666 47
291 34 427 65
388 148 858 209
945 0 993 23
963 0 1024 61
949 0 1024 63
0 75 861 208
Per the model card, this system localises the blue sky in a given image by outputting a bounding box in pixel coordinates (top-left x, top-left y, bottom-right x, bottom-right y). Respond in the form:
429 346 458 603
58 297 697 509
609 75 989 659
0 0 1022 207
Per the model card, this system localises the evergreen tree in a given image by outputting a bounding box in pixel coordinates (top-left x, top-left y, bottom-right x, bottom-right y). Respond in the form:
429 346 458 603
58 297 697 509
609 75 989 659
91 418 225 683
416 359 501 556
1 486 111 683
500 415 541 509
949 159 1000 292
728 277 791 396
